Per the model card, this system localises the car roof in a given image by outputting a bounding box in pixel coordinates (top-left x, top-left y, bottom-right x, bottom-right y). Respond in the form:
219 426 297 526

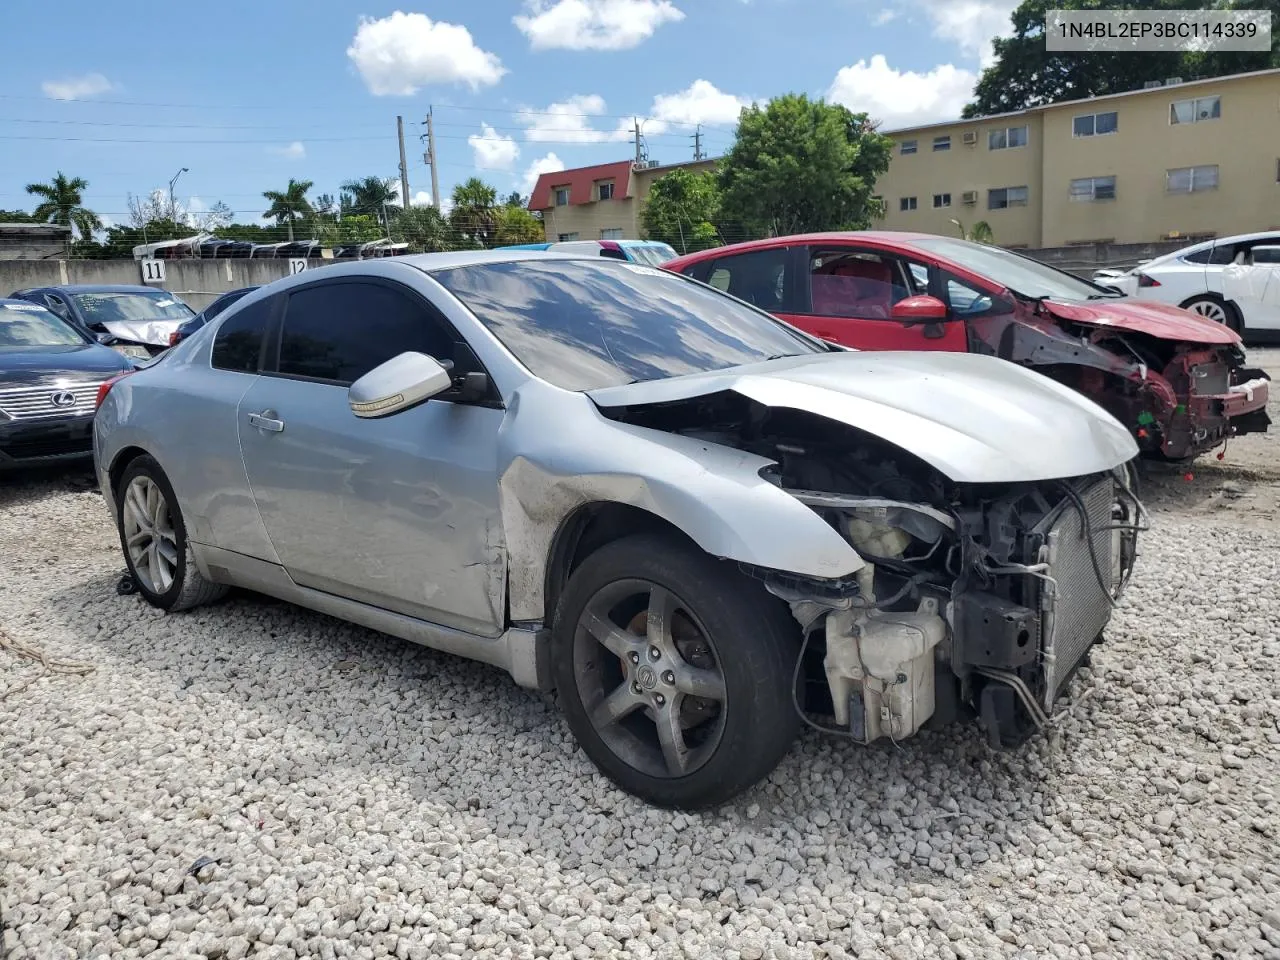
403 249 606 272
0 296 54 308
22 284 170 294
666 230 940 267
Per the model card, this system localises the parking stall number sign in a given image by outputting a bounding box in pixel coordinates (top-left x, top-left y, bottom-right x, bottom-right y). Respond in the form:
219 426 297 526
289 258 308 275
141 258 166 283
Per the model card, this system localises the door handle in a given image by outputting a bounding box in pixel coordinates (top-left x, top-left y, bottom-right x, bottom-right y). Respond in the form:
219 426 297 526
247 410 285 433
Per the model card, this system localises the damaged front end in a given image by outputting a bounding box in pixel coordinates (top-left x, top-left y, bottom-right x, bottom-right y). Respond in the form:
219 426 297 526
756 449 1141 748
971 307 1271 461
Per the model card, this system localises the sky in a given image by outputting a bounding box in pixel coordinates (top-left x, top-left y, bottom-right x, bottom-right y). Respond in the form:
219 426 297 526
0 0 1018 230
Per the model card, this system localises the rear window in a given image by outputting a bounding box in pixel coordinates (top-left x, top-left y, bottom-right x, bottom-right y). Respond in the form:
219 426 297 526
73 291 195 325
212 297 272 372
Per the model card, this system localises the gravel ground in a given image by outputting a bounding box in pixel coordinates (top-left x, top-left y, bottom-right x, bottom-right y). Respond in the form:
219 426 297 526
2 349 1279 960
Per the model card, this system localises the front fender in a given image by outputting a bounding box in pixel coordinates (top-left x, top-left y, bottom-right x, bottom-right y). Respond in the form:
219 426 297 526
497 387 862 622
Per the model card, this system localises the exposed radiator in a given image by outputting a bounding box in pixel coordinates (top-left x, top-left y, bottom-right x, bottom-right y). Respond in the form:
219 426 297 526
1037 479 1115 710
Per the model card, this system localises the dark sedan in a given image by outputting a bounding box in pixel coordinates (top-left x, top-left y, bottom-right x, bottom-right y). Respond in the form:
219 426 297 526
168 285 259 346
0 298 133 470
9 284 195 359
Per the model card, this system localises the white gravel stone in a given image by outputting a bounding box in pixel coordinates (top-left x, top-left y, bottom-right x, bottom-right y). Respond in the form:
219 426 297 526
2 358 1279 959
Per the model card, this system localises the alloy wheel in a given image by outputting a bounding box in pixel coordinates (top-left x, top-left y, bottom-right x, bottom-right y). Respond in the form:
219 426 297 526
572 578 728 779
121 475 179 594
1188 299 1228 324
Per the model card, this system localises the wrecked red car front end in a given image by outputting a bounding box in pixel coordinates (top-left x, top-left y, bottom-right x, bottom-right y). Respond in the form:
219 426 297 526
971 298 1270 461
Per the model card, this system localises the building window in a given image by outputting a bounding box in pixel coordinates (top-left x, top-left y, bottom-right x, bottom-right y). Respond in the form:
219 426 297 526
597 181 615 201
988 125 1029 150
900 140 918 155
557 232 579 241
932 136 951 152
900 196 918 212
1166 165 1219 193
988 186 1029 210
1069 176 1117 201
600 228 623 240
1170 96 1220 124
933 193 951 208
553 186 570 206
1072 111 1118 137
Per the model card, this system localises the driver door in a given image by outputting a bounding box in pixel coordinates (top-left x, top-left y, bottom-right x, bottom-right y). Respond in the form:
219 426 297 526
236 276 507 637
797 246 969 352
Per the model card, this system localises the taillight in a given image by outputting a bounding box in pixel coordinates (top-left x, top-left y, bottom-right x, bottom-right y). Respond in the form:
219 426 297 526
95 372 132 411
168 331 182 346
1137 273 1161 288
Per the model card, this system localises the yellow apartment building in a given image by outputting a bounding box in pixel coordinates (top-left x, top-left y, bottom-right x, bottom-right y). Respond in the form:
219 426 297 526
527 158 718 242
874 68 1280 248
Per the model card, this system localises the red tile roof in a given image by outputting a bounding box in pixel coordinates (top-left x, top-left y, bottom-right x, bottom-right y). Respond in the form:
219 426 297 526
527 160 634 210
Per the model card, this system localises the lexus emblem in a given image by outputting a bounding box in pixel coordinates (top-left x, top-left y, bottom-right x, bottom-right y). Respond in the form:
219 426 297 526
50 390 77 408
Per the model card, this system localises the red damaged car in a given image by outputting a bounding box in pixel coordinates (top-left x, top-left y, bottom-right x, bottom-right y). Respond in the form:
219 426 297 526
666 232 1270 460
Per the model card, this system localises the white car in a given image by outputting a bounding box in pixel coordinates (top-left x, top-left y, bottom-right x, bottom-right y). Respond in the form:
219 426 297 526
1097 231 1280 338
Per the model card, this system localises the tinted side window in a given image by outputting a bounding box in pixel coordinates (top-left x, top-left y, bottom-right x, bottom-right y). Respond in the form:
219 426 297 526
807 248 928 320
278 281 456 385
705 248 797 312
1181 248 1212 264
1206 245 1236 265
212 297 272 372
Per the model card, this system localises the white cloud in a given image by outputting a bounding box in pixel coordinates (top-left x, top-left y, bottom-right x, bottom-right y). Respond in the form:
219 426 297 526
828 54 975 129
873 8 898 25
42 73 114 100
347 11 506 96
626 79 751 137
514 0 684 51
517 94 631 143
411 190 434 206
267 141 306 160
468 124 520 171
911 0 1017 66
522 152 566 195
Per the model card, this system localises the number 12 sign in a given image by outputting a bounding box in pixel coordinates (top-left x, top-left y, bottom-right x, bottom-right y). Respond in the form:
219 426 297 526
289 258 308 275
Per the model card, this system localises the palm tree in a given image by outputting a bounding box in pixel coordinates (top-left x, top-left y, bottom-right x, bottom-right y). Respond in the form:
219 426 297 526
25 171 103 240
950 218 995 245
263 179 314 242
449 177 499 248
341 175 399 229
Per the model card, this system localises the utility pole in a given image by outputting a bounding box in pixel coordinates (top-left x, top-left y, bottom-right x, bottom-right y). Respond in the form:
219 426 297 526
633 119 642 167
397 116 411 211
423 107 441 211
693 124 704 161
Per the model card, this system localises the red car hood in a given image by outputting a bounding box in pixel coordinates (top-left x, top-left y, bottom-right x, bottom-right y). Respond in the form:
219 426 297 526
1043 298 1240 345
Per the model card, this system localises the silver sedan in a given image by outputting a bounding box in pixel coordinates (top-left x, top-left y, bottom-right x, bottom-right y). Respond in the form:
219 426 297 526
94 251 1141 808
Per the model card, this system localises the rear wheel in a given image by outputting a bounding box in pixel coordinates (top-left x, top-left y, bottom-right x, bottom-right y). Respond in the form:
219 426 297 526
1182 295 1240 333
552 534 801 808
116 455 228 611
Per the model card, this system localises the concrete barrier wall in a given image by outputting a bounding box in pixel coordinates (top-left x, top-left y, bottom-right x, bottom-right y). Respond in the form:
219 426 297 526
0 259 328 310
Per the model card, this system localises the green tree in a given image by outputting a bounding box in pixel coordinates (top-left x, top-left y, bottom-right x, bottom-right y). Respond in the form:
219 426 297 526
341 175 399 228
25 171 103 240
494 205 546 245
965 0 1280 116
0 209 37 223
392 205 454 253
262 178 314 242
501 190 526 208
641 168 722 254
718 95 893 237
950 218 995 244
449 177 499 247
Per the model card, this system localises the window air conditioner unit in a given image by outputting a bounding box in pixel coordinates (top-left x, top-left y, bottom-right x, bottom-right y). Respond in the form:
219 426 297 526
961 190 978 205
1143 80 1162 89
1165 77 1183 86
962 131 978 146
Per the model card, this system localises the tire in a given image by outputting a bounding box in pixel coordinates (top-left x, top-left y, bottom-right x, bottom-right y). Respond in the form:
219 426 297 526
115 455 228 612
1181 294 1241 333
552 533 801 809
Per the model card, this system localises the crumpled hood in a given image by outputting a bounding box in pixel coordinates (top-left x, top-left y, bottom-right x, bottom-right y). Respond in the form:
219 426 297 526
98 318 183 346
588 351 1138 484
1042 297 1239 345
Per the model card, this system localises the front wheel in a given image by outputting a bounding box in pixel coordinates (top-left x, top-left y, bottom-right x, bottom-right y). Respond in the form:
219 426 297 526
115 455 228 611
552 534 801 809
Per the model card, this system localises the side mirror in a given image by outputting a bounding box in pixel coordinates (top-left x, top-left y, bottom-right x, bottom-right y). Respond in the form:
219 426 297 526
890 294 948 324
348 351 453 418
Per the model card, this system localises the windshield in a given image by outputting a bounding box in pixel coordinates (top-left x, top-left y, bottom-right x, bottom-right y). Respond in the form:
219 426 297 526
432 259 823 391
0 302 87 348
72 291 195 325
625 243 678 266
911 237 1120 300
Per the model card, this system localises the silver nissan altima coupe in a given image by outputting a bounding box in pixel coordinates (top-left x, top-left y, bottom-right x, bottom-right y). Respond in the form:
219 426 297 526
94 251 1142 808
